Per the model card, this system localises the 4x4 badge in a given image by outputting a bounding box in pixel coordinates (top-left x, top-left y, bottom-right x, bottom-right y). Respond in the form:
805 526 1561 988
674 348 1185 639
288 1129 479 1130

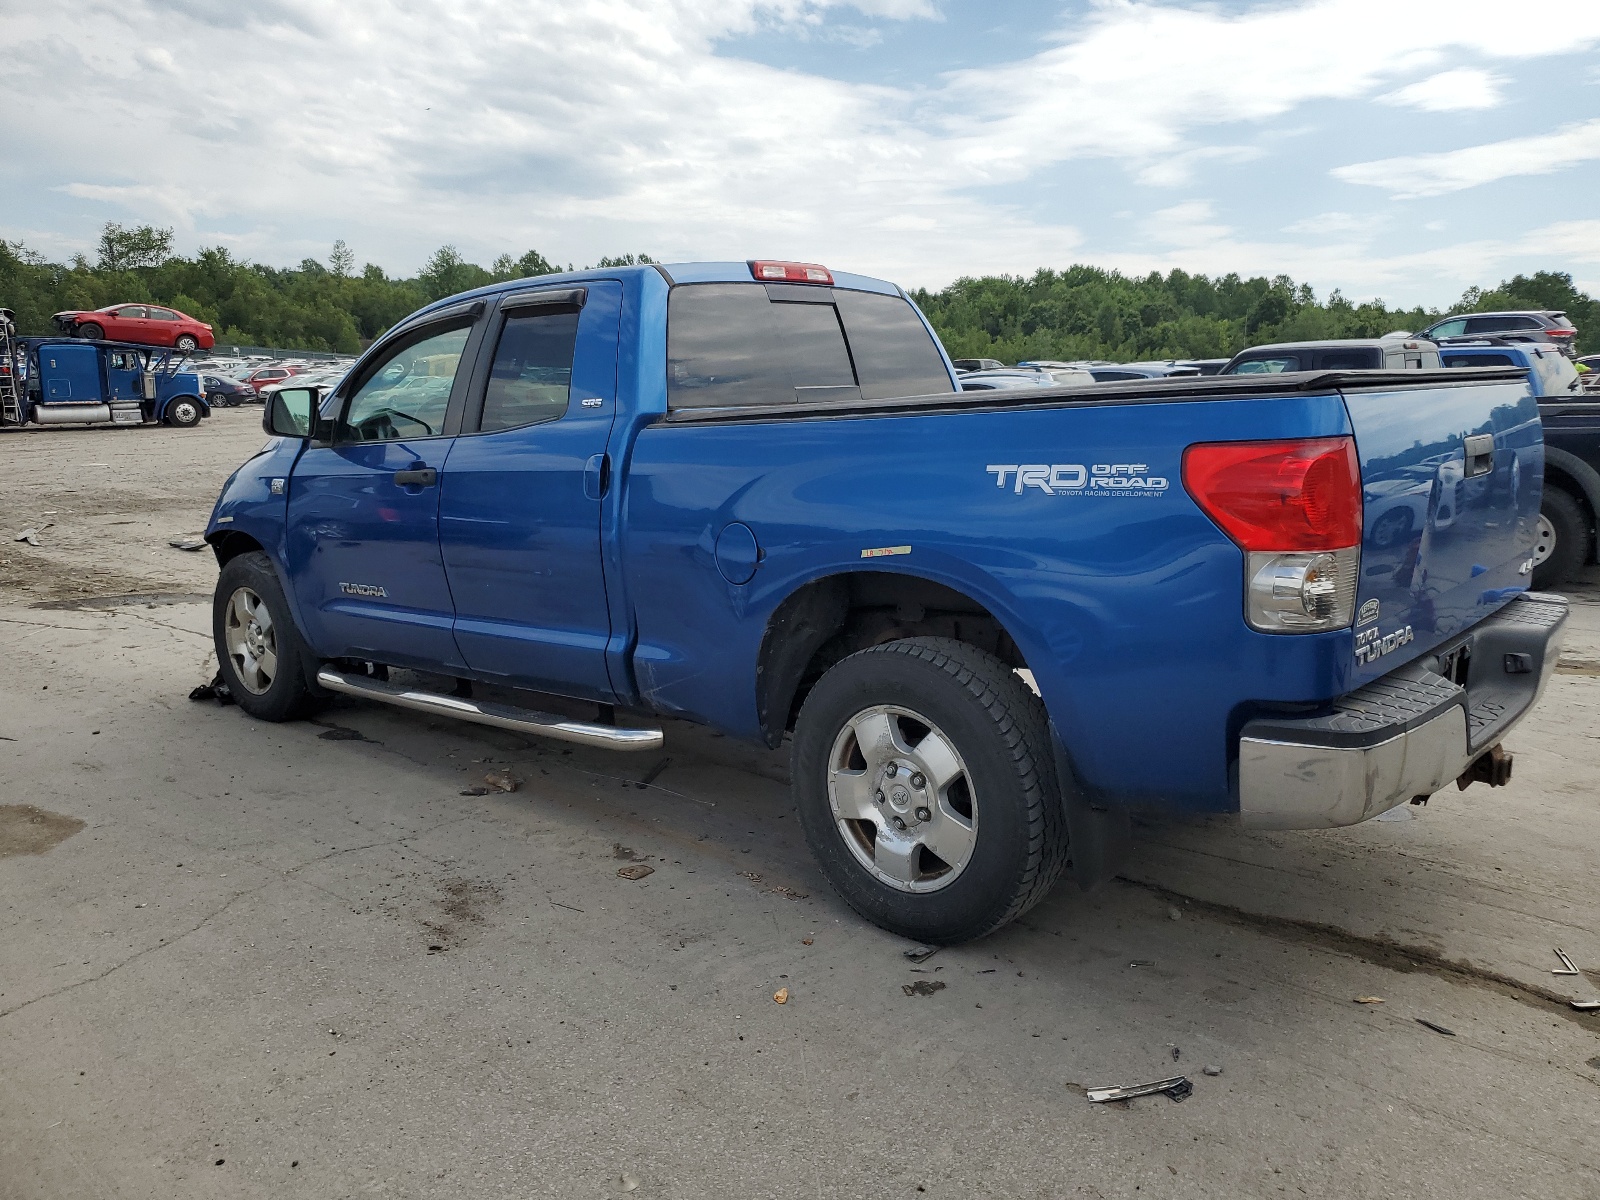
1356 598 1380 627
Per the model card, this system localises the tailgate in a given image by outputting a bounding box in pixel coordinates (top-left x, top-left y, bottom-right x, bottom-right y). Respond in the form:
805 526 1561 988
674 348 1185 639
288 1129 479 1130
1344 378 1542 682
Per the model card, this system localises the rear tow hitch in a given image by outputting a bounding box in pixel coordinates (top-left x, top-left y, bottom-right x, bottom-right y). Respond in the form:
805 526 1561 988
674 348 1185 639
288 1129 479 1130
1457 743 1513 791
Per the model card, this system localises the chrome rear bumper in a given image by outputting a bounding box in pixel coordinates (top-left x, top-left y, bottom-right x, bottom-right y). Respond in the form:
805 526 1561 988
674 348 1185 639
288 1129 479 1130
1238 594 1568 829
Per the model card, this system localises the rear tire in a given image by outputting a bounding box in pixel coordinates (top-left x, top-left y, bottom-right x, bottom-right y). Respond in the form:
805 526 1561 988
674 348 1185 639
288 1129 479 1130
792 637 1068 944
77 322 104 340
175 334 199 352
213 552 319 721
1533 487 1587 591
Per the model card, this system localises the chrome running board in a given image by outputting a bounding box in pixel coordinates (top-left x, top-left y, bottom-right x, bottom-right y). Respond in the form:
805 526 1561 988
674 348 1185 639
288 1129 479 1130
315 669 664 752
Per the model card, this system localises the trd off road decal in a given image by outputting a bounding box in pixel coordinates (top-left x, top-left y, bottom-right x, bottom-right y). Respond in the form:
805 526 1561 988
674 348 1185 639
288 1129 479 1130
986 463 1169 498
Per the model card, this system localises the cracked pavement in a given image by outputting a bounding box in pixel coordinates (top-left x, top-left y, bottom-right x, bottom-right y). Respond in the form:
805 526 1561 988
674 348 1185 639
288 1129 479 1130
1 411 1598 1199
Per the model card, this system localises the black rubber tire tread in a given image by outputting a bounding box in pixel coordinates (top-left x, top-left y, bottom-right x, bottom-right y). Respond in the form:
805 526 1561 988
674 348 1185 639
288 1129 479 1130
77 323 103 340
792 636 1069 944
212 551 320 722
1534 486 1588 591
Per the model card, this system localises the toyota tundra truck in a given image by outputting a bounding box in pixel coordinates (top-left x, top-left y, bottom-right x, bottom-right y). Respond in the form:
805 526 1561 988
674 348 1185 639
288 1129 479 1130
203 260 1567 943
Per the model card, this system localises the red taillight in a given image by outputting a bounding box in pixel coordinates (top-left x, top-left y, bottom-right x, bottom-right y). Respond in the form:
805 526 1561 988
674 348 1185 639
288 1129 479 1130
1547 328 1576 338
1183 437 1362 551
748 259 833 285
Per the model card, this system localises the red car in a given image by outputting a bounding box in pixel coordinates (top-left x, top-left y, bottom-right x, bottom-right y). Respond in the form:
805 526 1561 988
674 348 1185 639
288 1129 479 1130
51 303 215 352
239 365 302 395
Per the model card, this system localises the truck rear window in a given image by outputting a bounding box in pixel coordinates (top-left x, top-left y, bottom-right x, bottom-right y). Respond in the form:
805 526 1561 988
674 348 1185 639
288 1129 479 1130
667 282 952 409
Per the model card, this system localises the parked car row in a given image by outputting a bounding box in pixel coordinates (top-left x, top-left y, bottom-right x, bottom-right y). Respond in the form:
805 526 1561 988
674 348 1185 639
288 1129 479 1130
194 358 354 406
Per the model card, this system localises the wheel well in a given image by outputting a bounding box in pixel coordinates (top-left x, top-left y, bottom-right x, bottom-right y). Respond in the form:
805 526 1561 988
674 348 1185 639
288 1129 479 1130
208 530 264 567
755 572 1028 748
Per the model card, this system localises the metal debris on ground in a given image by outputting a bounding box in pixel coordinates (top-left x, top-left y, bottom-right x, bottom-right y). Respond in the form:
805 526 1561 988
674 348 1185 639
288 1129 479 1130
904 945 940 964
773 987 789 1004
168 536 206 551
187 673 235 706
1128 959 1155 968
1552 948 1580 976
482 768 522 793
1353 996 1385 1004
1168 1044 1180 1061
15 522 52 546
1202 1064 1223 1077
737 870 763 883
1415 1018 1456 1036
902 980 946 997
1571 999 1600 1012
1086 1076 1193 1104
617 864 654 880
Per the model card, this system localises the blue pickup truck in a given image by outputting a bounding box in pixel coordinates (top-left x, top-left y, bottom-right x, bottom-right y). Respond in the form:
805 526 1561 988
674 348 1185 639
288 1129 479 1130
204 260 1567 942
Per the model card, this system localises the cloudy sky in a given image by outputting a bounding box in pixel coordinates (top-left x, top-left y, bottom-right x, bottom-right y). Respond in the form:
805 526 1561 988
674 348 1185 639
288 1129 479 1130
3 0 1598 304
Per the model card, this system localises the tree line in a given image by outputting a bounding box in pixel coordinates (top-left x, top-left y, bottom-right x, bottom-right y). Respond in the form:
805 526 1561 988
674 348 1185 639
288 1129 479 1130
2 223 1594 359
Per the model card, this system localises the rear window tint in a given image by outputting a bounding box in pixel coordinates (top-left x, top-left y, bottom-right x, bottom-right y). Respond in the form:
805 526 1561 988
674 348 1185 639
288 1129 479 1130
834 289 954 400
1228 355 1299 374
1444 352 1514 367
1315 351 1380 370
667 282 951 409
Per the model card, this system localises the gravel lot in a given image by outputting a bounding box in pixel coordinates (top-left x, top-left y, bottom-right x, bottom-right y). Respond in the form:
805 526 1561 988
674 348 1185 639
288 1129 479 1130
2 410 1598 1199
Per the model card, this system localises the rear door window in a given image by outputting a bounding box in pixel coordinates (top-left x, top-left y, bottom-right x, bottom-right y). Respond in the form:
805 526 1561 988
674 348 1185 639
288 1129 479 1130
1443 352 1515 367
1313 350 1379 370
1428 318 1467 338
480 309 581 432
834 289 953 400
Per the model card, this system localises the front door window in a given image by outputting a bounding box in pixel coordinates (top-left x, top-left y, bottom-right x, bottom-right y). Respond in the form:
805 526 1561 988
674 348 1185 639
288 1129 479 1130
338 326 470 442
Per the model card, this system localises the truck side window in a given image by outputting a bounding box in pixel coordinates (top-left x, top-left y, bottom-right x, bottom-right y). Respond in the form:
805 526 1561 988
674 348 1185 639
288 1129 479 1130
1229 356 1299 374
1316 351 1377 370
834 289 954 400
1444 353 1514 367
1429 318 1467 338
338 325 470 443
480 309 581 433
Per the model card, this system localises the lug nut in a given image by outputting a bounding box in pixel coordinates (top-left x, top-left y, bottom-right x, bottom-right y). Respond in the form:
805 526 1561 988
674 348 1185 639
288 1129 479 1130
910 772 926 789
875 790 885 805
891 816 907 831
885 763 898 778
915 807 931 822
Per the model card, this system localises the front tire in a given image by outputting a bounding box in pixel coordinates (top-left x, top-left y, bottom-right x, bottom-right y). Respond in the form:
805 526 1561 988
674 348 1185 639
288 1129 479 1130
1533 487 1588 590
792 637 1068 943
164 397 202 427
213 552 319 721
77 322 104 340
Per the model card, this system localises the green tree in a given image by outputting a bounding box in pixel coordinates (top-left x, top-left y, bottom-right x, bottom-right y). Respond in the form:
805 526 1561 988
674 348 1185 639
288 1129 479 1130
97 222 174 271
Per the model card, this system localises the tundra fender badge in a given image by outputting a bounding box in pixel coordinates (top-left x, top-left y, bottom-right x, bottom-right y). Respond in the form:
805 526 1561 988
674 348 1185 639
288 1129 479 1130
1356 598 1380 627
339 582 388 598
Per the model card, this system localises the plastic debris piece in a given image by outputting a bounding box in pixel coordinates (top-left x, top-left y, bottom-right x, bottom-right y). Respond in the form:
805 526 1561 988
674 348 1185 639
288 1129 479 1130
169 536 206 551
620 1174 640 1192
483 768 521 793
15 522 51 546
187 672 235 706
1353 996 1385 1004
902 980 946 997
1128 959 1155 968
1167 906 1182 921
904 945 940 964
617 864 654 880
1552 948 1580 976
1415 1018 1456 1036
1202 1064 1223 1077
459 786 492 796
773 987 789 1004
1087 1075 1192 1104
801 938 814 946
1571 999 1600 1012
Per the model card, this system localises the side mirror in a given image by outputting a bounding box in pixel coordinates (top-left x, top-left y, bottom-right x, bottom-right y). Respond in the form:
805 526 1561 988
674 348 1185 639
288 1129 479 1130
264 387 316 439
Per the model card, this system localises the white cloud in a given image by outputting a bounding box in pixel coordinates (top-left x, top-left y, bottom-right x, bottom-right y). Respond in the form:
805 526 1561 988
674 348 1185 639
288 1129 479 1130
1282 211 1386 236
1334 117 1600 197
1379 67 1507 111
1 0 1599 294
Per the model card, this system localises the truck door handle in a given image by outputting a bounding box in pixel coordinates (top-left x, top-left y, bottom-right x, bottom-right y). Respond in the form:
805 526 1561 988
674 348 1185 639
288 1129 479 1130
393 466 437 487
1463 435 1495 479
583 453 610 500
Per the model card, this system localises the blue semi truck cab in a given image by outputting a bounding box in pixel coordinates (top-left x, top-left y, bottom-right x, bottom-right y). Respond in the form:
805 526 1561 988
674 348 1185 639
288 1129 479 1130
4 337 209 429
203 260 1567 942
